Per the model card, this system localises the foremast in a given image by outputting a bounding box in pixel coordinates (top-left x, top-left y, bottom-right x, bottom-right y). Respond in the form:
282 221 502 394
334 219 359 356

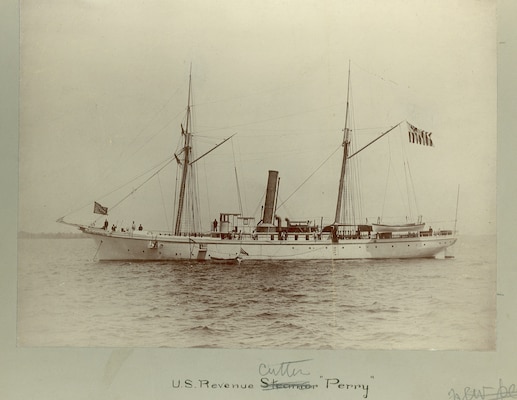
334 63 352 225
174 70 193 236
172 71 236 236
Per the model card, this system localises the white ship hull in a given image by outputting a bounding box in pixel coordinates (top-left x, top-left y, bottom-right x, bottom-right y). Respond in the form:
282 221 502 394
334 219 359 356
84 228 457 261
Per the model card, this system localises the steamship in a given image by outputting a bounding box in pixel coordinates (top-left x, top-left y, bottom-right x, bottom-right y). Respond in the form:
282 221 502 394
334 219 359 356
59 68 457 261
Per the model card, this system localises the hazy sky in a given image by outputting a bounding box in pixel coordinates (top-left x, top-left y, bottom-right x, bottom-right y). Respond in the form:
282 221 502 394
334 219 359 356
19 0 496 234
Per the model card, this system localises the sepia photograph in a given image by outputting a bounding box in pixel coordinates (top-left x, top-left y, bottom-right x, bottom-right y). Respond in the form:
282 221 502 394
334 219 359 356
5 1 517 399
16 0 497 353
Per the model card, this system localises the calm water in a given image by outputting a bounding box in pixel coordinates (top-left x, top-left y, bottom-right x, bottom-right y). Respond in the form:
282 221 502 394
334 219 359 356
17 235 496 350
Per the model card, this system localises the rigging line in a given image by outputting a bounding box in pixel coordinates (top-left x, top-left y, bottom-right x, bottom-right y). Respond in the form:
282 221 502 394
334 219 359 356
195 102 347 134
127 108 187 159
110 157 176 213
385 133 407 219
406 161 419 217
238 146 321 159
184 149 200 234
350 60 399 87
276 145 342 212
97 87 188 185
398 123 409 216
276 193 292 220
183 166 192 234
77 131 175 214
192 63 323 108
203 160 211 227
173 166 180 234
194 134 236 142
348 156 360 224
380 148 391 220
348 160 357 225
103 156 174 196
273 176 280 219
234 137 248 214
399 123 419 219
157 173 170 231
193 157 202 232
355 150 364 221
454 185 460 233
232 139 243 215
192 82 301 107
399 125 412 219
124 78 188 149
62 155 176 218
206 127 340 136
191 129 203 233
354 126 397 132
252 191 266 220
123 98 187 155
403 160 412 220
395 124 407 217
92 240 103 261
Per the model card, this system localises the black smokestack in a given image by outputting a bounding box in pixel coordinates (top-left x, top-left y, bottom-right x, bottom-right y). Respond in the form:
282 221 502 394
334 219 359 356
262 170 279 224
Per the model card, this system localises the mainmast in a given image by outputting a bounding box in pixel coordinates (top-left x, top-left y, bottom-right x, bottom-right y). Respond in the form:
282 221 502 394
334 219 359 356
174 69 193 235
334 63 351 224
